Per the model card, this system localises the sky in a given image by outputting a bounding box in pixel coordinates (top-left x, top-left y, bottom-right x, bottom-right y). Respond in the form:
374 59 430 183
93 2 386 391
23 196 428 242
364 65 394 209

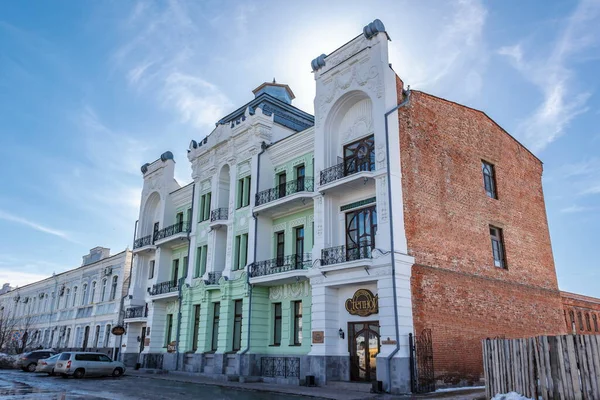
0 0 599 296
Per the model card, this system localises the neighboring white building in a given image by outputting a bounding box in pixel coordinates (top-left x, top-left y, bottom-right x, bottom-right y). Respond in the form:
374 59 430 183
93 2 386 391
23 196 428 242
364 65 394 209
0 247 132 358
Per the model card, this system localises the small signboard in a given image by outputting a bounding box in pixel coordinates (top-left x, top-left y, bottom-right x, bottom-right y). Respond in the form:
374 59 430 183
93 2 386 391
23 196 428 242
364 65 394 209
312 331 324 344
144 338 150 346
345 289 379 317
167 341 177 353
111 326 126 336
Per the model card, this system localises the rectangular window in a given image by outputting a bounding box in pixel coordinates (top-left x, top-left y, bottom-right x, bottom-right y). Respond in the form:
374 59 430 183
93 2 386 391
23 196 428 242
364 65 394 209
345 205 377 258
293 301 303 345
195 246 208 278
482 161 497 199
311 221 315 248
273 303 282 346
278 172 287 198
148 260 155 279
276 231 285 266
296 165 305 191
232 300 243 351
172 259 180 282
489 226 507 268
186 208 192 224
183 256 188 272
199 193 212 221
176 212 184 226
211 303 220 352
295 226 304 268
165 314 173 345
192 305 201 352
233 234 249 270
237 177 251 208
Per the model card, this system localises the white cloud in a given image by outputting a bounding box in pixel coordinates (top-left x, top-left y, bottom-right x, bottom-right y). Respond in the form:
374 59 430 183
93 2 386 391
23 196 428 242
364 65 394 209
0 209 74 242
560 205 592 213
498 0 600 153
0 270 55 288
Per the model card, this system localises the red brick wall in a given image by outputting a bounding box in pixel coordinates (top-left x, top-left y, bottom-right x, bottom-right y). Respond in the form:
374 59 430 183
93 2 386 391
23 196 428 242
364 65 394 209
397 85 566 384
561 291 600 334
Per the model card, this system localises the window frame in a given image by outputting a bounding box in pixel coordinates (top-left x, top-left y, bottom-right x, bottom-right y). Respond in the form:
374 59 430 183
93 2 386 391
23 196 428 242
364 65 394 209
148 261 155 280
482 160 498 199
292 300 303 346
273 303 282 346
232 299 243 351
211 302 220 352
489 225 507 269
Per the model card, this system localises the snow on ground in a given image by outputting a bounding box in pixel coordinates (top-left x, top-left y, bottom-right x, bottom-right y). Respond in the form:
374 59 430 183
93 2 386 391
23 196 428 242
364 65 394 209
491 392 534 400
435 386 485 393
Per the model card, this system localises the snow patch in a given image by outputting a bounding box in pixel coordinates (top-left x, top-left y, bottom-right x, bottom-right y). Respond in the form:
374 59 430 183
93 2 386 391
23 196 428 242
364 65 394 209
492 392 534 400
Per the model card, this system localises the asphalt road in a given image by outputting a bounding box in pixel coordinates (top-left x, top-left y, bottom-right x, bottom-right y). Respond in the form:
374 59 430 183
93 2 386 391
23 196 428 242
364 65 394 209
0 369 315 399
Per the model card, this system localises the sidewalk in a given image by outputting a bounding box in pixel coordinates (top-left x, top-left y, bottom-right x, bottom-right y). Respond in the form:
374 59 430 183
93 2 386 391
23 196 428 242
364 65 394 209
126 369 486 400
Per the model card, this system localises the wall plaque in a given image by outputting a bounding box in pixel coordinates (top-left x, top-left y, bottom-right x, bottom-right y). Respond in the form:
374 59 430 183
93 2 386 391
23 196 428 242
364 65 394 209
312 331 324 344
345 289 378 317
167 341 177 353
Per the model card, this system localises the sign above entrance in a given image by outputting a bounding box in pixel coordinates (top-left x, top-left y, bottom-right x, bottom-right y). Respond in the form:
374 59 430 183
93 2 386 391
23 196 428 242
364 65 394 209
111 326 126 336
345 289 378 317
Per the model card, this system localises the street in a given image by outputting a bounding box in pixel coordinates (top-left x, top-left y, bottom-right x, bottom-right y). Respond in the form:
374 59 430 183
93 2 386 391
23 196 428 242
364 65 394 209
0 370 319 400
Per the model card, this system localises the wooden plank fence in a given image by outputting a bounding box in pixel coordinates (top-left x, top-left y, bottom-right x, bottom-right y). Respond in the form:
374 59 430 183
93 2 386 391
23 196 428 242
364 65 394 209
483 335 600 400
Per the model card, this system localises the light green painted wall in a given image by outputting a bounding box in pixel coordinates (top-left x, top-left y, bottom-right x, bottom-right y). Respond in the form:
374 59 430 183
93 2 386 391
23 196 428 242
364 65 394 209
271 208 314 258
272 152 314 186
179 273 249 353
250 283 312 355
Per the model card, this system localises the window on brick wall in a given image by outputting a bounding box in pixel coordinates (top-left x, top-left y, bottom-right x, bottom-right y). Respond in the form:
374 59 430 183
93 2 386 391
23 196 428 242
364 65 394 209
569 311 576 333
593 314 598 332
482 161 497 199
578 312 584 330
489 226 507 269
585 313 592 331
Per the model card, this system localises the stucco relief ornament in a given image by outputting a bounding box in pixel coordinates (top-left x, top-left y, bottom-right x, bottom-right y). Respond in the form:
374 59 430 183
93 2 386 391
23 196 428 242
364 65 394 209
378 177 389 223
269 286 283 300
288 282 304 298
376 144 386 169
319 64 382 114
325 36 368 68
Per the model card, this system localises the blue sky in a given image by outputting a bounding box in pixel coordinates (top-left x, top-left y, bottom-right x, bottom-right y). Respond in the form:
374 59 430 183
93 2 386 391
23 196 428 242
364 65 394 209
0 1 598 296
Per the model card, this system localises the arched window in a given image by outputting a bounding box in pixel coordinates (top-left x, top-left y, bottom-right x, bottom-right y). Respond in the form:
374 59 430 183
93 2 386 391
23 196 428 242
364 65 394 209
82 284 88 305
90 282 96 304
64 289 70 309
585 313 592 331
110 276 118 301
594 314 598 332
101 279 107 302
578 311 584 331
569 310 576 333
72 286 78 307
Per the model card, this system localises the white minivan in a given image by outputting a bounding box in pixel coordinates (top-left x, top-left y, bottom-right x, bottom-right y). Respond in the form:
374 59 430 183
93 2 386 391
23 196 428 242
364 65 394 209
54 352 126 379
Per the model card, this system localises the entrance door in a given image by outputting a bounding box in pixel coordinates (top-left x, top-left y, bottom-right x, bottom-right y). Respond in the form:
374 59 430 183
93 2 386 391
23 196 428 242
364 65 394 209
348 322 380 382
139 326 146 353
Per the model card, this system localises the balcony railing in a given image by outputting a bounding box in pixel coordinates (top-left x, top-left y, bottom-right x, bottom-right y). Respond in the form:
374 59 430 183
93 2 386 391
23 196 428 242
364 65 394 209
249 253 312 278
320 244 373 266
204 272 222 285
125 305 147 319
154 221 190 242
150 279 178 296
319 158 375 186
255 177 314 207
133 235 152 249
210 208 229 222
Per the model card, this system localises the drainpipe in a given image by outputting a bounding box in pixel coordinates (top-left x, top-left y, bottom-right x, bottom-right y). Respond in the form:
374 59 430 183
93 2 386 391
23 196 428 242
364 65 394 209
176 183 195 370
239 141 268 365
382 87 411 393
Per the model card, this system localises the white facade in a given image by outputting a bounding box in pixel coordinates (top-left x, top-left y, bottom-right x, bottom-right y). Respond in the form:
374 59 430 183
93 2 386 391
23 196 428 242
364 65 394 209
0 247 131 357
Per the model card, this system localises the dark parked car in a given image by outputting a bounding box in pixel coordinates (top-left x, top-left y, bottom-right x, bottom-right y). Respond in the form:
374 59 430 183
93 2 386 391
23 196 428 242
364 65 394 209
16 350 57 372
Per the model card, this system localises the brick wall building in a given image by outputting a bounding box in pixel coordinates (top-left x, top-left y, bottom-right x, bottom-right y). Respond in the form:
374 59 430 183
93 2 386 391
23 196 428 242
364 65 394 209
396 81 568 385
562 291 600 335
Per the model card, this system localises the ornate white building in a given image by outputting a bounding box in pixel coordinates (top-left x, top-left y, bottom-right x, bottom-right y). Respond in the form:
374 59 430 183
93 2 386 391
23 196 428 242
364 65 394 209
0 247 131 358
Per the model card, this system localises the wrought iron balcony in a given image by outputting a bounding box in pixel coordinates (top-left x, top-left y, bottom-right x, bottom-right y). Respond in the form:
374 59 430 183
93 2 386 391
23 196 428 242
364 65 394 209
150 279 178 296
249 254 312 278
320 244 373 266
210 208 229 222
255 177 314 207
154 221 190 242
319 158 375 186
133 235 152 249
204 272 222 285
124 305 147 319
